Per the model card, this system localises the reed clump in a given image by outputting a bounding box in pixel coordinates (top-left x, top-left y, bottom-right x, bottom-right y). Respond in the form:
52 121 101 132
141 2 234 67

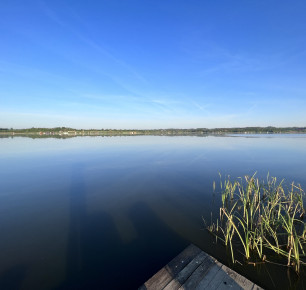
207 173 306 273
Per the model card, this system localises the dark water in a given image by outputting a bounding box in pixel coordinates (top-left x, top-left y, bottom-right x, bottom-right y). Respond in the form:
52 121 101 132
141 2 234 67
0 135 305 289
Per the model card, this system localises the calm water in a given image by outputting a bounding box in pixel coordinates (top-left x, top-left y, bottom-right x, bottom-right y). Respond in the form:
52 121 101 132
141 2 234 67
0 135 306 289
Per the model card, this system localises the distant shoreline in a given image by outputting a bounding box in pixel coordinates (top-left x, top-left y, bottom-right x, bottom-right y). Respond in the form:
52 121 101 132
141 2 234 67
0 126 306 138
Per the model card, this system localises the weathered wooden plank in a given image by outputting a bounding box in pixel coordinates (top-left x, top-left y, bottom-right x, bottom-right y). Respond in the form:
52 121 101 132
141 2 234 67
139 267 172 290
164 251 209 290
196 260 226 289
220 264 254 290
195 264 222 289
140 244 264 290
178 255 216 289
203 265 241 289
251 285 264 290
216 273 243 290
166 244 202 277
139 244 201 290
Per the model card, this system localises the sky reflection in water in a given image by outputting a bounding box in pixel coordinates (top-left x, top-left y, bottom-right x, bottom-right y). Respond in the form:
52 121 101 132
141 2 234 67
0 135 306 289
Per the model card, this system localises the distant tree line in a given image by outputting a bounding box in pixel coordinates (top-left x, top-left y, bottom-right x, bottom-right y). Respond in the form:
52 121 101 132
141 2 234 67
1 126 306 136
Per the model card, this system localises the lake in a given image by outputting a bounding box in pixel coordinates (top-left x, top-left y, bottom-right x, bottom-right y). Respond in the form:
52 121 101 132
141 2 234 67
0 135 305 289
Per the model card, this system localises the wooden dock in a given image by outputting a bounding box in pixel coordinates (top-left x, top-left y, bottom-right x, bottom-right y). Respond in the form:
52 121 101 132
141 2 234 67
139 244 263 290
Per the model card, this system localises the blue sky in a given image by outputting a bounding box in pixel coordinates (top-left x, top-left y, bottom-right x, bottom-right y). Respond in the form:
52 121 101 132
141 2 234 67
1 0 306 129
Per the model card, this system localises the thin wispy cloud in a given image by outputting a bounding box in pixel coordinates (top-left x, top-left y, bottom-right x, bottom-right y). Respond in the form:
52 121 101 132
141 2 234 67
191 101 210 113
39 0 149 85
180 29 303 76
0 60 78 85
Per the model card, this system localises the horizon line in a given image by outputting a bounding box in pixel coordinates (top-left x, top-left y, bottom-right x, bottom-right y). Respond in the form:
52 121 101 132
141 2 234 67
2 126 306 131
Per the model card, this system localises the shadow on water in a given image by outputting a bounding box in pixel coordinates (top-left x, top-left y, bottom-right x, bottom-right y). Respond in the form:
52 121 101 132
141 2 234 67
0 265 27 290
56 164 187 290
127 202 188 288
56 163 122 289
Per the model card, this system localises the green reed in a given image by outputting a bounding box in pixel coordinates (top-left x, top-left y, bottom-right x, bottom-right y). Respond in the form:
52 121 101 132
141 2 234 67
207 174 306 273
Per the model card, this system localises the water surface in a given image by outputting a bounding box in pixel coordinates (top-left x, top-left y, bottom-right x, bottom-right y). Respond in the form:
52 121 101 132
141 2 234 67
0 135 306 289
